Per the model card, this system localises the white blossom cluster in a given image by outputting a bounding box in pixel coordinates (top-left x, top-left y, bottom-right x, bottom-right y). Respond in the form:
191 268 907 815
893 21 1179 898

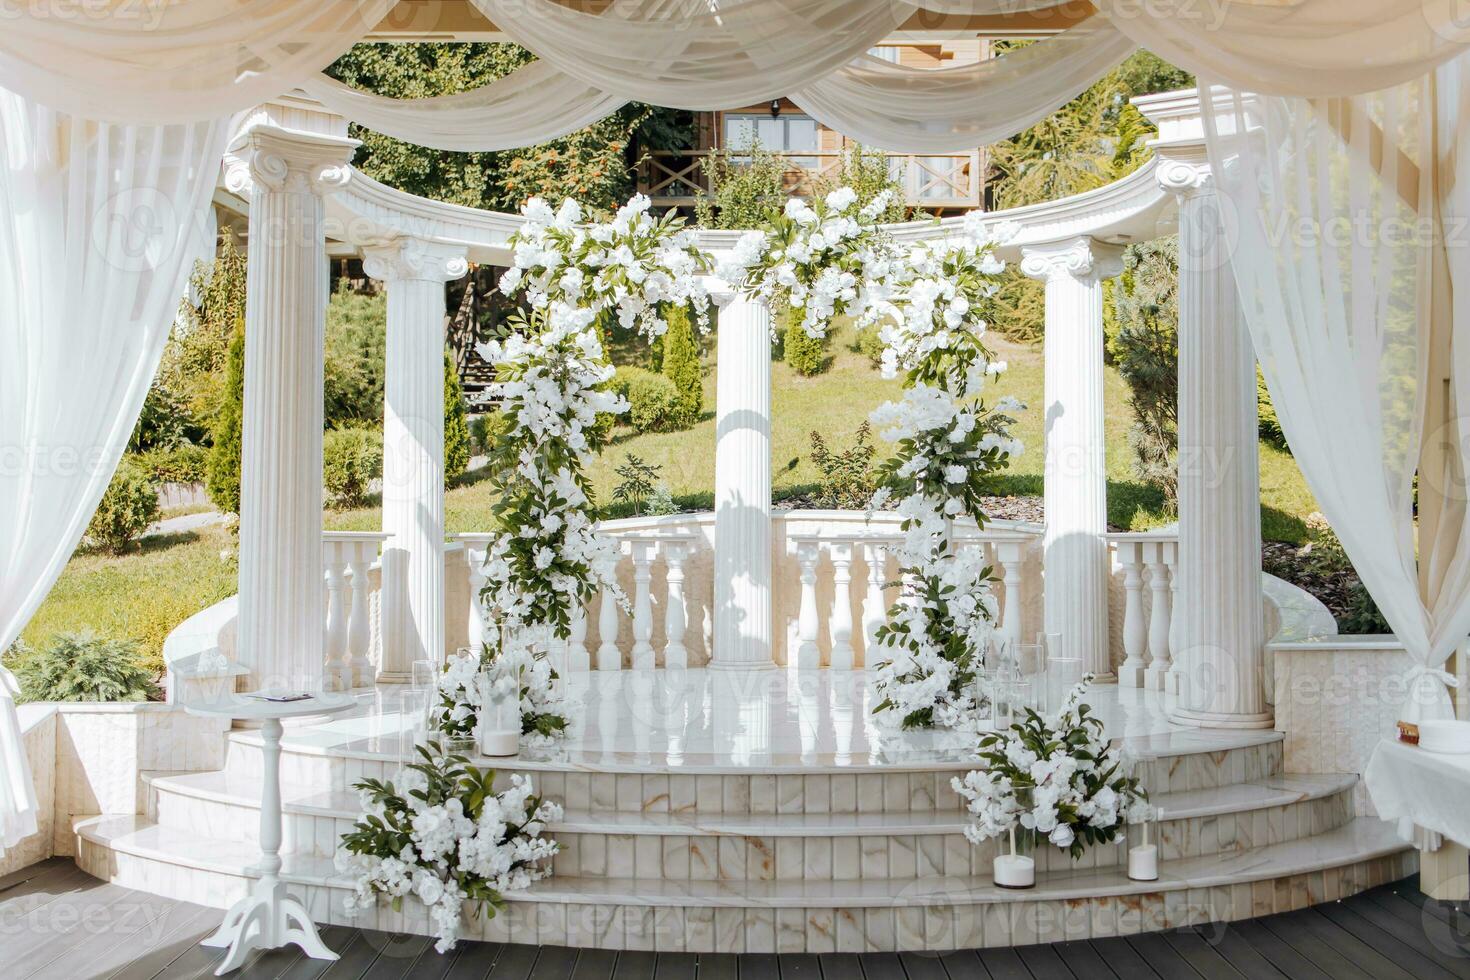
952 676 1151 857
435 632 564 748
338 769 563 952
499 195 712 341
719 187 901 339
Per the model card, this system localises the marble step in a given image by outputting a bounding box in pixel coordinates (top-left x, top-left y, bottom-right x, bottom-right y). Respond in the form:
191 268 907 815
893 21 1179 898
218 729 1285 811
143 768 1357 881
73 813 1416 953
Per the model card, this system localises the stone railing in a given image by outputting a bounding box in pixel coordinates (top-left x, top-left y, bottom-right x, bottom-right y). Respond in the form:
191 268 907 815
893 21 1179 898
321 531 391 689
454 511 1045 671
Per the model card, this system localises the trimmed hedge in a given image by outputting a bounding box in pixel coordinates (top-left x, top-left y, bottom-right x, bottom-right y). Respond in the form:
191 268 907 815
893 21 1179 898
323 427 383 509
87 461 160 554
133 443 208 486
612 367 684 434
660 305 702 428
783 310 828 376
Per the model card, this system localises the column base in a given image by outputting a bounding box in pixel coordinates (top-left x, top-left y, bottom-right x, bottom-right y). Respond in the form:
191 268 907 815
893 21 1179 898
1089 671 1117 684
1116 664 1146 688
1168 705 1275 730
708 661 776 672
1144 664 1172 691
376 671 414 685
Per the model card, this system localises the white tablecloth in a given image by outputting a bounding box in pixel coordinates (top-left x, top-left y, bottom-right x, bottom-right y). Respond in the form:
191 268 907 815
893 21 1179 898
1363 738 1470 849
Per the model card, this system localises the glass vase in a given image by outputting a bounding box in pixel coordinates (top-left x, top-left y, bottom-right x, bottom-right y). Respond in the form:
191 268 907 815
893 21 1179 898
994 788 1036 889
1126 806 1161 881
478 663 522 757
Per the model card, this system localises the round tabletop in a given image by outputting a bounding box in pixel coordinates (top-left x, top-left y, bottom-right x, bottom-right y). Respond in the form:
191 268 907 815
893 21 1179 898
184 690 360 721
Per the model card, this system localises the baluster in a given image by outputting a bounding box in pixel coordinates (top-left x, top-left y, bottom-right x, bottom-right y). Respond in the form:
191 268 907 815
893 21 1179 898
828 542 856 670
464 542 489 657
346 545 373 685
565 600 590 672
597 583 622 671
323 541 348 691
1145 540 1173 690
995 541 1026 643
1116 540 1148 686
795 540 821 669
861 541 889 667
1164 539 1182 694
663 541 689 670
630 539 656 670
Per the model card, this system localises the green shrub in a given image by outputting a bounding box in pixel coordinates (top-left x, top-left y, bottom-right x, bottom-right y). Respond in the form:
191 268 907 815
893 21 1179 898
133 443 208 486
1109 239 1179 511
613 367 683 434
206 324 245 514
470 411 510 455
660 304 703 429
444 349 471 481
323 428 384 509
611 453 662 516
87 461 160 554
646 484 679 516
14 631 158 703
853 324 886 367
323 284 388 427
1258 369 1288 450
809 422 877 509
783 310 828 377
693 145 788 229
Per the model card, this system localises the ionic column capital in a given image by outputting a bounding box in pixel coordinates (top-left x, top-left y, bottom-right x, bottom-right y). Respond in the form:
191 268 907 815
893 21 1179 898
362 237 470 285
1019 236 1124 284
1153 149 1214 202
223 124 358 198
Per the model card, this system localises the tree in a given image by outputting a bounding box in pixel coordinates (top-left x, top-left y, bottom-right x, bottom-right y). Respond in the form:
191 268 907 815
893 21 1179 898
324 283 388 426
1109 238 1179 509
660 304 702 426
693 145 788 230
444 349 471 481
206 323 245 514
153 238 247 444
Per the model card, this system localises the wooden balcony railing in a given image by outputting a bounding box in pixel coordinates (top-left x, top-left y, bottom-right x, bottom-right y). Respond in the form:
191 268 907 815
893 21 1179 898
638 149 983 211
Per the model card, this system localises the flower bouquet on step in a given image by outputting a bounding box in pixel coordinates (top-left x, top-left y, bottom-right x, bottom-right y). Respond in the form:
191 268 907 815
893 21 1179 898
336 739 562 952
953 675 1149 860
435 627 568 746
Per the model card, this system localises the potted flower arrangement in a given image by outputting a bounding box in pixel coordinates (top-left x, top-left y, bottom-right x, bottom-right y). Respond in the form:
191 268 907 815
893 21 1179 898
336 741 562 952
952 676 1149 887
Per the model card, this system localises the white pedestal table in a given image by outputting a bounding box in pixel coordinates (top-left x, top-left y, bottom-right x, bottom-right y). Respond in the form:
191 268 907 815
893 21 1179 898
185 690 358 974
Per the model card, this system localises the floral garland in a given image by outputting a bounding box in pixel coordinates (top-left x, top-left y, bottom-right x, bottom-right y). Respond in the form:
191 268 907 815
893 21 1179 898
952 676 1150 856
718 187 900 339
437 195 712 741
864 213 1026 730
337 741 562 952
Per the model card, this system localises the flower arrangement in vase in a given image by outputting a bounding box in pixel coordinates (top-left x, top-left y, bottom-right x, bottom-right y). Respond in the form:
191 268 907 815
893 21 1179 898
952 675 1149 887
336 740 562 952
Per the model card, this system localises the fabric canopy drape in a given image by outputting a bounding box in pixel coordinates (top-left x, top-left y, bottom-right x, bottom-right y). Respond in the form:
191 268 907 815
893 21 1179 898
794 17 1136 153
1099 0 1470 97
0 90 230 854
0 0 394 123
1200 64 1470 724
301 63 628 153
470 0 914 110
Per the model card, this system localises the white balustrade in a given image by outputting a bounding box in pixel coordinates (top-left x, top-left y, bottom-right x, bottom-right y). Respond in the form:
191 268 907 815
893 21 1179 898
861 540 893 660
828 542 856 670
321 532 389 690
461 537 491 656
597 585 621 671
566 602 590 672
629 539 657 670
1108 532 1179 689
794 540 822 669
663 541 690 669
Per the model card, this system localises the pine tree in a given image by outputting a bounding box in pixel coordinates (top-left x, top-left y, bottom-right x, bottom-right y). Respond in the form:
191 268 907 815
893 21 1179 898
206 322 245 514
444 349 471 481
661 304 702 428
782 309 828 377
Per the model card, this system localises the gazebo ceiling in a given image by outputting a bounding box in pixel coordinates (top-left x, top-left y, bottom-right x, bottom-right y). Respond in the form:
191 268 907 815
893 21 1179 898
366 0 1090 43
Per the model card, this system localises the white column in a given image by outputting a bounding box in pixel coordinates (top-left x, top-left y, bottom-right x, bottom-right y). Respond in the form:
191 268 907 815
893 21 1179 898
363 238 469 682
712 290 774 669
1021 237 1121 681
227 125 357 692
1162 158 1271 728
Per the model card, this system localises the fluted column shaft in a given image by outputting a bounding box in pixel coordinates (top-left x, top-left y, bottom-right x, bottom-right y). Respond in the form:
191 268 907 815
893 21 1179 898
363 239 469 682
1167 172 1271 728
1021 237 1121 679
712 290 774 669
229 125 357 692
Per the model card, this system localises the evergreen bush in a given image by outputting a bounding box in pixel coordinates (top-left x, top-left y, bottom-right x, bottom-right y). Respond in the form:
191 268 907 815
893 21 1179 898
206 324 245 514
323 428 384 509
14 631 158 703
782 309 828 377
134 443 209 486
86 461 160 554
613 367 683 433
660 304 702 428
444 349 471 481
1109 239 1179 510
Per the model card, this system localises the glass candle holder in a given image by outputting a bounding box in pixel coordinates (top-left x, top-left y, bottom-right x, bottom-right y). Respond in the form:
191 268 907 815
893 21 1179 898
1126 807 1161 881
398 689 431 765
441 735 478 759
477 664 522 757
411 658 437 691
994 790 1036 889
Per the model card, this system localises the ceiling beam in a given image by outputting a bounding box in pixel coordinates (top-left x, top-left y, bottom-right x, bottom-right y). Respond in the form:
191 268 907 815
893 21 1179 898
366 0 1092 43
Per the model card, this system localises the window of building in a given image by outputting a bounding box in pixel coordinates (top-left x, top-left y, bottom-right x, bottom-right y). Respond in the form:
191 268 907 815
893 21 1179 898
722 112 818 170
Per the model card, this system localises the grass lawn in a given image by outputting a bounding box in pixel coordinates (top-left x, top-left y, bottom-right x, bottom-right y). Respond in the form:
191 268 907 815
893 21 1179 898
22 321 1319 672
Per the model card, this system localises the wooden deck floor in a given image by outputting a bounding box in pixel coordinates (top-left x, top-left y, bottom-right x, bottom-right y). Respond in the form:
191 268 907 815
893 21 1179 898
3 859 1469 980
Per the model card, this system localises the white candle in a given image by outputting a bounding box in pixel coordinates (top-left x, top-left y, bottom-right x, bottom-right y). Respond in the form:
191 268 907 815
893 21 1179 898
478 728 520 757
1128 844 1158 881
994 853 1035 888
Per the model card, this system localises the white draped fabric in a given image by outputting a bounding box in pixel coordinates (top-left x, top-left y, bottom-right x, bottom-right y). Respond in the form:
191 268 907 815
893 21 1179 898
1100 0 1470 97
0 667 34 851
470 0 912 110
301 64 628 153
795 19 1136 153
1200 67 1470 723
0 0 393 122
0 90 229 855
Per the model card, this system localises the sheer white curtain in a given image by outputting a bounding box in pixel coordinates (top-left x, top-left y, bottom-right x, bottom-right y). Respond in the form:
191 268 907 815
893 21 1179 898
470 0 914 109
794 17 1135 153
0 0 392 122
0 90 230 855
1201 64 1470 723
1100 0 1470 96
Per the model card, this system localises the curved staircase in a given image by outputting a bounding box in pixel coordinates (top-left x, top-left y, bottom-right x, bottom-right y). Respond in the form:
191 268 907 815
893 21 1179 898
73 678 1414 954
